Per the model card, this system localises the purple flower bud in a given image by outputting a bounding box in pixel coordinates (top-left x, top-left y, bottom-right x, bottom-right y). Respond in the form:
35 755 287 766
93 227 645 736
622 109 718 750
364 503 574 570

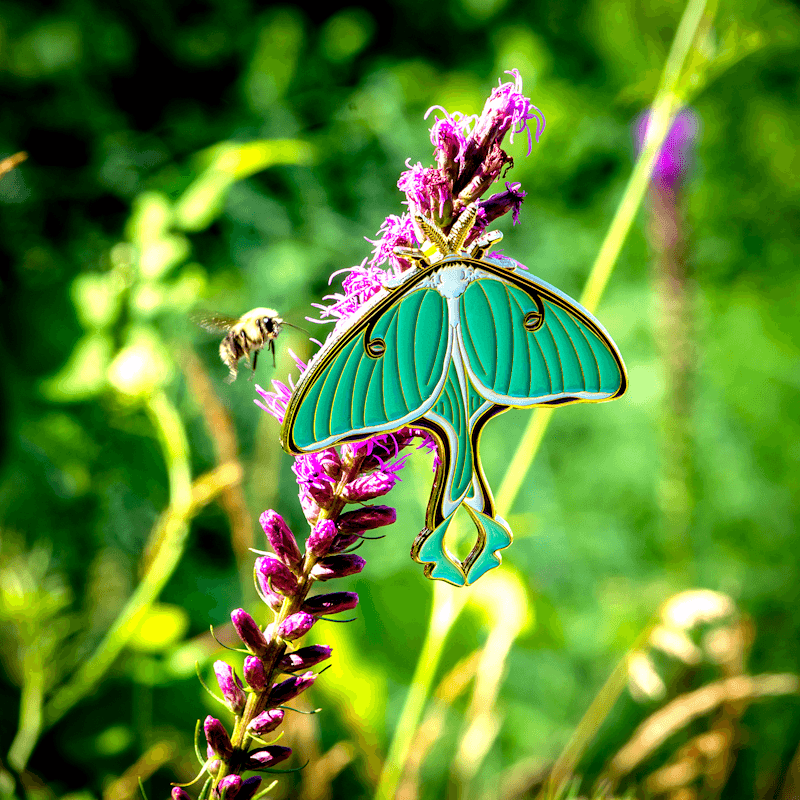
402 165 450 220
368 213 417 270
172 788 192 800
244 655 267 691
204 716 233 761
214 775 242 800
256 578 285 612
311 554 366 582
299 492 322 525
259 510 302 567
245 746 293 771
328 532 361 554
214 661 246 714
458 142 513 205
461 69 544 174
317 449 342 478
256 556 299 597
269 670 317 705
305 518 337 557
237 777 263 800
428 110 467 181
231 609 268 656
337 505 396 534
477 181 527 226
344 430 416 472
247 708 285 736
342 471 397 501
279 645 333 673
206 758 221 776
276 611 316 641
303 591 359 616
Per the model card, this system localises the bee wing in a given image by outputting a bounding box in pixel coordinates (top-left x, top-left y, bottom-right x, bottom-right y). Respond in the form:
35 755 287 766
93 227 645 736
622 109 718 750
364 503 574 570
192 312 239 332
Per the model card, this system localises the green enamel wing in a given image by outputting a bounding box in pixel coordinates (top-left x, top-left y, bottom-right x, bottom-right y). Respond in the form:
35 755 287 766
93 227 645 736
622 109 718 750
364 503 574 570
280 206 627 586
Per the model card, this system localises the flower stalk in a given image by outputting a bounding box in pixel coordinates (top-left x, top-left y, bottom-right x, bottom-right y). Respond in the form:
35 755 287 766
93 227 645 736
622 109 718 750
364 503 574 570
180 69 549 797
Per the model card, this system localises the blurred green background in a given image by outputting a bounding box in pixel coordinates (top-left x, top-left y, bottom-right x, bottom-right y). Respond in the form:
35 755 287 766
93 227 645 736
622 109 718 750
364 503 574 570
1 0 800 798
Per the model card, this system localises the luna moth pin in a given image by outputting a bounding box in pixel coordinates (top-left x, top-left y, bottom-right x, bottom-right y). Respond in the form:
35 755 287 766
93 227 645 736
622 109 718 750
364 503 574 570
280 204 627 586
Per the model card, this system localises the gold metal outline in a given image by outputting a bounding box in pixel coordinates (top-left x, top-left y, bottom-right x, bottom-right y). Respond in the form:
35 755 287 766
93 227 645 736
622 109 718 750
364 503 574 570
279 210 628 583
280 256 627 454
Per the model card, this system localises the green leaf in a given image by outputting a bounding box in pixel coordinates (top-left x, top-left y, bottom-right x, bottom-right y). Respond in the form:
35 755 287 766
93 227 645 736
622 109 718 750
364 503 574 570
128 603 190 653
173 139 314 232
40 332 113 401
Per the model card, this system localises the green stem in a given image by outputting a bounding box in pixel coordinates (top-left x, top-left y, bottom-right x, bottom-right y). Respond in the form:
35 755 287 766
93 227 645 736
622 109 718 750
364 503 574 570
7 647 46 772
44 391 193 728
210 451 365 790
374 0 711 792
497 0 710 520
375 582 468 800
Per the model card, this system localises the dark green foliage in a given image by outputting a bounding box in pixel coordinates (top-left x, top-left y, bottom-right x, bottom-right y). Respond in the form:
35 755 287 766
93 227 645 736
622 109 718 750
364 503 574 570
1 0 799 798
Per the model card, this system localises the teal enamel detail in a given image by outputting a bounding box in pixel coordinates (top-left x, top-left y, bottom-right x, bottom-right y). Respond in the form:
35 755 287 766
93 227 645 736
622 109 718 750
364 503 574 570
465 511 513 584
431 362 474 504
280 230 628 586
415 515 466 585
460 279 623 401
291 288 448 450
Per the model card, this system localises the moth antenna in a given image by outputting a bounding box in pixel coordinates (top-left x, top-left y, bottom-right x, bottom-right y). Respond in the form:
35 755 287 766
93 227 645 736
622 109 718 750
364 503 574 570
447 203 478 252
392 246 429 269
467 229 503 258
414 214 448 255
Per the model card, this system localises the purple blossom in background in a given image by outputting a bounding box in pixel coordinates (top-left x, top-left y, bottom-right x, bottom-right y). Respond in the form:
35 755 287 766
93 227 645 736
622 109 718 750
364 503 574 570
634 108 700 189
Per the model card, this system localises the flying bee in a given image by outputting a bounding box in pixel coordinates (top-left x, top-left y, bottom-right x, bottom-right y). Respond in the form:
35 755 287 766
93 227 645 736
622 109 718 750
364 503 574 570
194 308 301 383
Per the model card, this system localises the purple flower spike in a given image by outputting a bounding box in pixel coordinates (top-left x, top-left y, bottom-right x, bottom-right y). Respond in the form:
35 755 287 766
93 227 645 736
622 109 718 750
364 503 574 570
213 662 246 715
245 746 293 771
303 591 359 616
237 777 263 800
279 644 333 673
214 775 242 800
277 611 316 640
259 510 303 567
306 518 338 557
311 554 366 582
231 609 268 656
634 108 699 189
204 716 233 761
256 556 300 597
172 788 192 800
269 670 317 705
248 708 285 736
337 505 397 533
244 655 267 691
